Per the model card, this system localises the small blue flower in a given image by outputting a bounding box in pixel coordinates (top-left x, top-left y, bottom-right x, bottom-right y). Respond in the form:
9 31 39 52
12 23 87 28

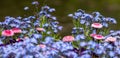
4 17 13 24
75 34 85 40
79 41 87 47
75 12 82 17
51 16 56 20
46 31 51 34
49 49 58 55
68 14 73 17
17 48 26 55
72 27 77 34
114 41 119 46
43 23 49 27
42 6 50 10
46 14 51 18
106 44 113 50
92 12 101 17
32 1 39 5
60 43 73 52
30 38 38 44
94 49 103 55
52 41 64 49
94 16 101 22
23 55 33 58
102 22 108 27
109 51 115 57
49 8 55 12
114 56 119 58
103 42 109 47
17 16 22 19
32 34 42 39
116 48 120 55
88 40 97 49
77 9 85 14
22 30 28 34
35 53 45 58
44 36 54 44
85 22 90 26
81 50 91 54
81 14 93 21
79 28 84 32
109 18 117 24
53 29 58 33
80 19 86 24
73 16 78 19
58 26 63 31
63 51 78 58
24 7 29 10
110 30 115 33
80 54 91 58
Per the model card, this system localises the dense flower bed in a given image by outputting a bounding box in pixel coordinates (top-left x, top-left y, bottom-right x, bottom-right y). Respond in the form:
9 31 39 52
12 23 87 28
0 1 120 58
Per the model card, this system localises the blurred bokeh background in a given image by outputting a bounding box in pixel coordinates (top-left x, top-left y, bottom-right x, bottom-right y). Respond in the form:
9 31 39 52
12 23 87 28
0 0 120 36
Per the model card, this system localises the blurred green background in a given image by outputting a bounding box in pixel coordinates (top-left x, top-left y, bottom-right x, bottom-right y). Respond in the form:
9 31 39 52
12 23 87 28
0 0 120 36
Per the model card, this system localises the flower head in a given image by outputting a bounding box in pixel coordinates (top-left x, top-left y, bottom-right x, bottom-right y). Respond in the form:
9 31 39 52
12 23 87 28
32 1 39 5
94 34 104 40
91 23 103 28
2 30 14 36
62 36 74 42
36 28 45 32
12 28 22 33
105 37 116 42
90 34 97 37
24 6 29 10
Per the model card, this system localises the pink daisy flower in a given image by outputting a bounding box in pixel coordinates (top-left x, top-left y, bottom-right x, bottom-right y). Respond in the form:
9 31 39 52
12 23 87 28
90 34 97 37
12 28 22 33
105 37 116 42
94 34 104 40
91 23 103 28
2 30 14 37
62 35 74 42
36 28 45 32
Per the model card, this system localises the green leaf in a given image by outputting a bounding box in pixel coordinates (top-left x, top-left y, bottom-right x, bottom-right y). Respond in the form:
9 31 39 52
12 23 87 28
85 30 90 36
72 41 79 49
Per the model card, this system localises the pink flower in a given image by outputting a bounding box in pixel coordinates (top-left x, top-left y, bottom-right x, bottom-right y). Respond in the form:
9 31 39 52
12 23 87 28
2 30 14 36
105 37 116 42
38 44 46 48
36 28 45 32
94 34 104 40
62 36 74 42
12 28 22 33
90 34 97 37
91 23 103 28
